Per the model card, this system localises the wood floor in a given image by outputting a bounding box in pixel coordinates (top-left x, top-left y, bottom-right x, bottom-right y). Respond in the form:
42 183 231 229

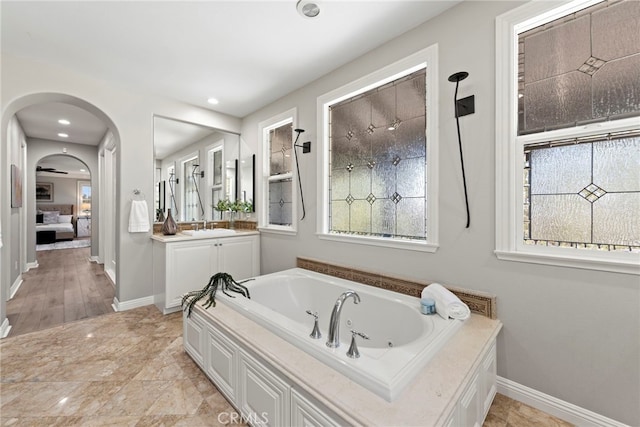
5 245 115 337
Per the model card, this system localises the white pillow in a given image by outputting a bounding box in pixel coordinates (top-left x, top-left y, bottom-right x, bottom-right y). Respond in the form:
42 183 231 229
58 215 73 224
42 211 59 224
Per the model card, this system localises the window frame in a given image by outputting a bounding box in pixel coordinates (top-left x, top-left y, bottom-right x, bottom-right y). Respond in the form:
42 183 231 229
495 0 640 275
316 44 439 252
258 108 298 235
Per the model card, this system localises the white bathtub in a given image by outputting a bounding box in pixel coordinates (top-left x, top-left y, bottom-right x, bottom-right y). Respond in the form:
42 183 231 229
213 267 464 401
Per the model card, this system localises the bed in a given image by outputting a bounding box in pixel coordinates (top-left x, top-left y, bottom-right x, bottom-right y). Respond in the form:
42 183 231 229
36 204 75 243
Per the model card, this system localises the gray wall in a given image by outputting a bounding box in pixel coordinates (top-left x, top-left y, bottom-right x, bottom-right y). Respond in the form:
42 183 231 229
35 176 80 208
6 116 25 291
240 1 639 425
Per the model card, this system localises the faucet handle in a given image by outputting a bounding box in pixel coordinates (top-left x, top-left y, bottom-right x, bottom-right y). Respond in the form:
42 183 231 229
347 329 369 359
306 310 322 339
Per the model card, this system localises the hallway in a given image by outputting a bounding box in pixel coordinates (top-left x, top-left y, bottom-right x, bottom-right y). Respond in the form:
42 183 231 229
5 246 114 337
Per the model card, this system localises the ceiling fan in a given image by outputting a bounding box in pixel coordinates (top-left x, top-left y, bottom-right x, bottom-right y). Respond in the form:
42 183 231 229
36 165 68 174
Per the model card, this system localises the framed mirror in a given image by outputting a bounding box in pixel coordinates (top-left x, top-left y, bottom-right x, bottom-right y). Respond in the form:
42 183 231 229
153 116 239 222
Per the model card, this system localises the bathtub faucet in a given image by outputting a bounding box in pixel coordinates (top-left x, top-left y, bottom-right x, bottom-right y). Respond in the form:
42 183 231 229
326 290 360 348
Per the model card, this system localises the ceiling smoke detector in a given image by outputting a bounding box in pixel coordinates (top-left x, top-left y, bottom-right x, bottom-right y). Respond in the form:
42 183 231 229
297 0 320 18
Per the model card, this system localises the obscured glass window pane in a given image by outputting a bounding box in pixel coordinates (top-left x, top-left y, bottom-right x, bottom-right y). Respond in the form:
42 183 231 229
518 0 640 135
524 135 640 250
519 0 640 254
268 122 293 226
268 179 292 226
328 68 426 240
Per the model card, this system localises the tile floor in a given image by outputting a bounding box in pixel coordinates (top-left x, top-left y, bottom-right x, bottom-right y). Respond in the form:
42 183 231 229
0 306 572 426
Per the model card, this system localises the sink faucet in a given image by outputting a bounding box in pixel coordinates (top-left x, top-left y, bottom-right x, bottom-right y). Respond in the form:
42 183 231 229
326 290 360 348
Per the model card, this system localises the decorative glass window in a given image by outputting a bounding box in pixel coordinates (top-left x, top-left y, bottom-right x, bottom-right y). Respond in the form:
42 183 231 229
329 69 426 240
259 108 297 233
496 0 640 274
318 45 439 251
208 146 223 220
183 156 200 221
268 122 293 226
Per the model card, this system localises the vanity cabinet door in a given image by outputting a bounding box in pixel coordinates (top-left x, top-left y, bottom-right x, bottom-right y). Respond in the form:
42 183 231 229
216 235 260 280
238 349 290 427
166 241 216 308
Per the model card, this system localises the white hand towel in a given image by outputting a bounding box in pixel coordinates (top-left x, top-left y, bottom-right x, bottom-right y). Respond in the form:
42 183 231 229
421 283 470 320
128 200 150 233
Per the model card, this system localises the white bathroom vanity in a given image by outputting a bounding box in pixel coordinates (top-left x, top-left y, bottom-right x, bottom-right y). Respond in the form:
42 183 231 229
151 230 260 314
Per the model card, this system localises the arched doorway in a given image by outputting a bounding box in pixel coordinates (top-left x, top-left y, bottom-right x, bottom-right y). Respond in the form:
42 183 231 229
1 93 120 336
35 154 92 252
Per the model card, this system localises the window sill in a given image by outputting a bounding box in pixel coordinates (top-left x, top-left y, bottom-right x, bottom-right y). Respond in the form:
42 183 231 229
317 233 438 253
495 249 640 276
258 226 297 236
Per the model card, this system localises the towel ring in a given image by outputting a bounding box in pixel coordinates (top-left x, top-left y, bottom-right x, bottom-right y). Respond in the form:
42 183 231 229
132 189 145 201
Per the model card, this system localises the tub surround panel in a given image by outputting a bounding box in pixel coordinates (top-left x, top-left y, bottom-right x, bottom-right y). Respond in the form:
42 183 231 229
187 302 501 426
297 257 497 319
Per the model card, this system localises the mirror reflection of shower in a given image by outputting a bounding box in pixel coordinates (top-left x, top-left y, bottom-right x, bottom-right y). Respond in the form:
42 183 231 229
190 163 205 220
153 116 242 223
168 170 178 217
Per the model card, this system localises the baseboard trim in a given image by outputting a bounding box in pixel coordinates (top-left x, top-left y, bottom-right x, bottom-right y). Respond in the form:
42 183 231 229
497 377 629 427
111 295 154 312
25 261 39 271
88 256 100 263
105 268 116 286
0 318 12 338
9 275 23 300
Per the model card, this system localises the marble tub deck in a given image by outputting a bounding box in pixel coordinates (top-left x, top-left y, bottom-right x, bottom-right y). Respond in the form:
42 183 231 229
0 305 571 426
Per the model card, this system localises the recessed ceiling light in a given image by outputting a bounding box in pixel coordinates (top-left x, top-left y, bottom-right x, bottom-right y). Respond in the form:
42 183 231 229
207 98 219 105
58 119 70 125
80 168 86 172
297 0 320 18
58 133 69 138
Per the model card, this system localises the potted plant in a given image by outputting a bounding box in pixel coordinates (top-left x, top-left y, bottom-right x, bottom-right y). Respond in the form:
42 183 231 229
214 199 230 220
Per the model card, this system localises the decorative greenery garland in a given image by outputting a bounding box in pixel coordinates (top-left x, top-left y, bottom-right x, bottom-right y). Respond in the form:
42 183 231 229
182 272 252 318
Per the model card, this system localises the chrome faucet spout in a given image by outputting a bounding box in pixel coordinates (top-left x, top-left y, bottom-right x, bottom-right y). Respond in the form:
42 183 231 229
326 290 360 348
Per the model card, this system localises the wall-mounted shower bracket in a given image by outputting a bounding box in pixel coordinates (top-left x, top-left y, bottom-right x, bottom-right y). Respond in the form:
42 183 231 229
293 129 311 220
295 141 311 153
455 95 475 118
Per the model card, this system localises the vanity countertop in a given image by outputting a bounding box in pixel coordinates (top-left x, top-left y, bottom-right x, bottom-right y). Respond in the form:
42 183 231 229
151 230 259 243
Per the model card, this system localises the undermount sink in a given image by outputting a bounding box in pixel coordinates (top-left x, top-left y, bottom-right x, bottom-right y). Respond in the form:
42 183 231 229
181 228 237 237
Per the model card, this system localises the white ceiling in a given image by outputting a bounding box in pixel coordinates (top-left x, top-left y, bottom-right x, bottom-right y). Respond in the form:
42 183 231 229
37 155 91 179
2 0 461 163
16 102 108 146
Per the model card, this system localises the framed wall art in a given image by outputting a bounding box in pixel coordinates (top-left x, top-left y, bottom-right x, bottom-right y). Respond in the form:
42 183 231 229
36 182 54 202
